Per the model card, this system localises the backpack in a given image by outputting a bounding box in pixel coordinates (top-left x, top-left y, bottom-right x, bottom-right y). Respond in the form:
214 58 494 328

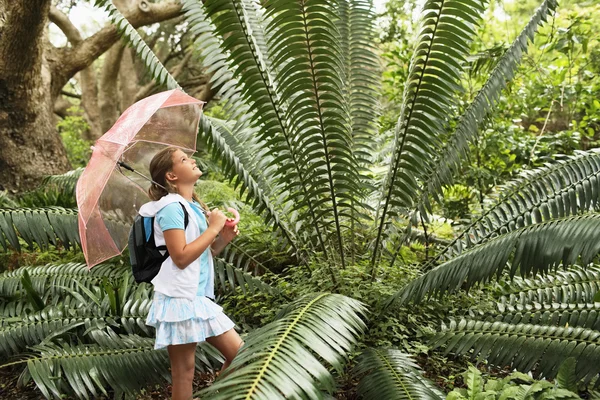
128 202 189 283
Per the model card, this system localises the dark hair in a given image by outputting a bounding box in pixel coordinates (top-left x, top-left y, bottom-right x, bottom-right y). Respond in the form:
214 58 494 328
148 147 208 211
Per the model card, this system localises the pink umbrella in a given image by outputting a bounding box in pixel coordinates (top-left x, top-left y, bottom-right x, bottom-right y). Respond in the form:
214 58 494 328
76 89 204 268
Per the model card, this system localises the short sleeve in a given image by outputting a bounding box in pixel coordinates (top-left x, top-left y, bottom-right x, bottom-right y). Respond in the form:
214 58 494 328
156 203 185 231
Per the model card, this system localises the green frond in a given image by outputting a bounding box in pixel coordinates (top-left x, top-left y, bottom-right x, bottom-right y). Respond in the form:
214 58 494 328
0 207 79 252
0 300 29 320
200 293 366 399
353 348 444 400
41 168 84 196
11 332 222 400
0 306 107 358
430 150 600 265
213 257 278 296
432 318 600 383
264 0 370 268
417 0 558 219
119 297 153 336
198 0 339 260
206 117 287 215
495 265 600 307
491 301 600 331
93 0 180 90
0 263 125 299
338 0 381 167
199 115 299 254
557 358 579 393
389 214 600 305
0 191 18 208
372 0 486 271
182 0 248 112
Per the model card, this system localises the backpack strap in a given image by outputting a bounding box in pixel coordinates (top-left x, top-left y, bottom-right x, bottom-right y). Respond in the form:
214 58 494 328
181 202 189 229
155 202 189 251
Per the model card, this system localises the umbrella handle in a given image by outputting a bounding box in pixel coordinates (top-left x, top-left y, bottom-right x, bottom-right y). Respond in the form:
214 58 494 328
205 207 240 227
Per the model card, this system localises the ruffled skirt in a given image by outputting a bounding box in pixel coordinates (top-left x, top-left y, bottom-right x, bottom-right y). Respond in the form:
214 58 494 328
146 292 235 349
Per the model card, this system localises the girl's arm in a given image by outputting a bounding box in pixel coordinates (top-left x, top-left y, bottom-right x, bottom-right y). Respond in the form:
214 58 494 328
163 208 227 269
163 227 220 269
211 224 239 256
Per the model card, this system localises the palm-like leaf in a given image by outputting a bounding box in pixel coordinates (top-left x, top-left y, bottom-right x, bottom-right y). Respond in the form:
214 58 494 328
389 214 600 305
495 265 600 308
429 149 600 266
40 168 84 196
429 266 600 385
353 348 444 400
433 319 600 383
372 0 486 271
201 0 349 264
200 293 366 399
213 257 278 296
0 262 125 300
93 0 180 89
491 301 600 331
199 115 299 253
416 0 558 218
2 326 222 400
0 207 79 251
0 306 105 358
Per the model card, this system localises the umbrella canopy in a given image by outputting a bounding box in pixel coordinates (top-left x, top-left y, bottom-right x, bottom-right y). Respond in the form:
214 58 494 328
77 89 203 268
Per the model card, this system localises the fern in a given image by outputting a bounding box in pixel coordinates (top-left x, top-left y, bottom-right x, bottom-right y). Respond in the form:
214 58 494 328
353 348 444 399
390 214 600 305
0 207 79 252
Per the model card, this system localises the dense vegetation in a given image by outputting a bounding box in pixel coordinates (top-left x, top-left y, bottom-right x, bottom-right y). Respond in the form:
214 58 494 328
1 0 599 398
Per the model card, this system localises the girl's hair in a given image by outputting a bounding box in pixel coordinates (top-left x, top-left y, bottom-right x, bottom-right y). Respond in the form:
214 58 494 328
148 146 208 211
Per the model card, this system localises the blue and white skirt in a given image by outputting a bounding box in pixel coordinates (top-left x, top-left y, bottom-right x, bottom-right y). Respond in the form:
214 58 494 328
146 292 235 350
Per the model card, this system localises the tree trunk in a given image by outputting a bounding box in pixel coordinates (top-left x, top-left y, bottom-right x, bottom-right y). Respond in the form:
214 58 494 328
0 0 70 192
99 43 125 133
0 0 182 192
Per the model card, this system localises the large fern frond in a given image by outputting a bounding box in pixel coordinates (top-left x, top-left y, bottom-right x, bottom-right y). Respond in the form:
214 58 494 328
372 0 486 271
213 258 278 296
0 263 125 299
41 168 84 196
429 149 600 266
200 0 347 262
491 301 600 331
416 0 558 218
3 331 222 400
200 293 366 399
199 115 299 255
0 207 79 252
432 319 600 383
93 0 180 89
0 306 108 358
264 0 370 268
389 214 600 305
353 348 444 400
494 265 600 308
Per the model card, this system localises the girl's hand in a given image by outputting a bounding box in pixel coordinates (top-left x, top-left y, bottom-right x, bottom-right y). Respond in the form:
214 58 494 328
219 223 239 244
208 208 227 231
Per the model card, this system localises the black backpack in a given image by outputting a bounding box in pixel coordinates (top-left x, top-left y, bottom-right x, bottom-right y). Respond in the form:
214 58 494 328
128 202 189 283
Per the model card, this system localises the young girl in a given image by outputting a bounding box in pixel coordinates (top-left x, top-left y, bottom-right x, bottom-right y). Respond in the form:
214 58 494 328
139 146 243 400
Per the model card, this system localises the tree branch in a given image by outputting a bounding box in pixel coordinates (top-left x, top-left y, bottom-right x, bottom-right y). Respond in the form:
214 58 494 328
48 6 82 45
50 0 182 99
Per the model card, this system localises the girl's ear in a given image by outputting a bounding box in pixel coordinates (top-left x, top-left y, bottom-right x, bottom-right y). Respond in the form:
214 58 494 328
166 171 178 182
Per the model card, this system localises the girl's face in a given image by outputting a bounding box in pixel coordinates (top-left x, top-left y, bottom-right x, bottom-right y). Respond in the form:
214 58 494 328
167 149 202 185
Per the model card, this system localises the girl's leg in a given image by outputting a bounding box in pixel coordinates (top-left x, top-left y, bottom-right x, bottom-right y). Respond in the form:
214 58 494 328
167 342 197 400
206 328 243 372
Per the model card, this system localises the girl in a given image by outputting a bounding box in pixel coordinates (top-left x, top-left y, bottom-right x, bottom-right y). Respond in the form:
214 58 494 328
139 147 243 400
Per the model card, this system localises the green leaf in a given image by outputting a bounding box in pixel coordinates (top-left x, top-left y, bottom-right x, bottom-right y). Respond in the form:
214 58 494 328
20 269 45 311
200 293 366 399
353 348 444 400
